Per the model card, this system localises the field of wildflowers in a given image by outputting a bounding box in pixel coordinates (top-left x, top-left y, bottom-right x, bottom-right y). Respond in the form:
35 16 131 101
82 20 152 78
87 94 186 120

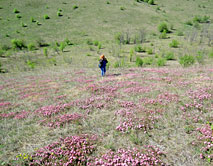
0 65 212 165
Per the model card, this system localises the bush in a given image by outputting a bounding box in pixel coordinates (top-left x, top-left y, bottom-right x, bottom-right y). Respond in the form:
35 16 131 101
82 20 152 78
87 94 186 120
169 40 179 48
134 45 145 52
16 14 22 19
98 43 102 49
44 15 50 19
185 20 193 26
120 7 126 10
130 48 135 62
136 56 143 67
143 57 154 65
146 48 153 54
179 55 195 67
36 21 41 25
11 39 26 50
148 0 155 5
156 58 166 66
64 38 72 45
1 44 11 51
21 22 27 27
176 30 184 36
107 1 110 4
36 39 49 47
73 5 78 9
158 22 169 33
27 43 36 51
113 58 125 68
13 8 19 13
159 30 167 39
26 60 36 69
93 40 99 46
57 11 63 16
43 47 48 57
0 50 5 57
31 17 36 22
59 42 66 52
86 39 93 45
164 52 175 60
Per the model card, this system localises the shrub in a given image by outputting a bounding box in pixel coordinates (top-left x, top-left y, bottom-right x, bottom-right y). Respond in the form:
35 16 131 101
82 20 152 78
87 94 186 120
64 38 72 45
13 8 19 13
36 21 41 25
0 50 5 57
1 44 11 51
143 57 154 65
208 50 213 58
120 7 126 10
59 42 66 52
11 39 26 50
43 48 48 57
134 45 145 52
115 32 123 44
159 30 167 39
185 20 193 26
179 55 195 67
31 17 36 22
169 40 179 48
98 43 102 49
156 57 166 66
93 40 99 46
148 0 155 5
21 22 27 27
44 15 50 19
107 1 110 4
73 5 78 9
113 58 125 68
136 56 143 67
27 43 36 51
158 22 169 33
86 53 92 56
201 15 210 23
57 11 63 16
16 14 22 19
164 52 175 60
146 48 153 54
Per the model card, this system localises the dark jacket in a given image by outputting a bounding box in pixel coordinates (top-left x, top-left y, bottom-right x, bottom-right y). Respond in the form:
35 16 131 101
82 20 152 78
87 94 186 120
99 58 108 68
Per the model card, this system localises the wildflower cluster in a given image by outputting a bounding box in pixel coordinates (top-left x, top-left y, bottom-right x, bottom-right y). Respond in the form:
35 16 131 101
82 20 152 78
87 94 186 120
29 135 97 166
88 146 166 166
196 123 213 163
0 110 29 119
40 113 85 128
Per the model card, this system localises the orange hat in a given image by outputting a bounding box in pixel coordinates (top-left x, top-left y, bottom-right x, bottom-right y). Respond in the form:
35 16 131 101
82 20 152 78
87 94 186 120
100 54 105 59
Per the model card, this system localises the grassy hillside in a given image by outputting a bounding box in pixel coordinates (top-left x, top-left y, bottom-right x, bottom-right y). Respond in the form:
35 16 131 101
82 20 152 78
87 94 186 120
0 0 213 165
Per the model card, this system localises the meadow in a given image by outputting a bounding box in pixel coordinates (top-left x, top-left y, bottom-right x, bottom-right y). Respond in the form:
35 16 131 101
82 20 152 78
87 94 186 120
0 0 213 165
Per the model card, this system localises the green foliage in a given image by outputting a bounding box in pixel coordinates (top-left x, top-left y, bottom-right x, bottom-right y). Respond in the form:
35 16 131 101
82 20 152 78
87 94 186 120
36 39 49 47
143 57 154 65
59 42 66 52
86 39 93 45
134 45 145 52
93 40 99 46
164 52 175 60
113 58 125 68
0 50 5 57
136 56 143 67
64 38 72 45
158 22 169 33
1 44 11 51
130 48 135 62
26 60 36 69
27 43 36 51
44 15 50 19
208 50 213 58
146 48 153 54
86 53 92 56
159 30 167 39
156 57 166 66
73 5 78 9
31 17 36 22
114 32 123 44
16 14 22 19
196 51 205 65
179 55 195 67
176 30 184 36
148 0 155 5
107 1 110 4
57 11 63 16
13 8 20 13
11 39 26 50
98 43 102 50
185 20 193 26
21 22 27 27
193 15 210 23
169 40 179 48
43 47 48 57
48 58 57 66
36 21 41 25
120 7 126 10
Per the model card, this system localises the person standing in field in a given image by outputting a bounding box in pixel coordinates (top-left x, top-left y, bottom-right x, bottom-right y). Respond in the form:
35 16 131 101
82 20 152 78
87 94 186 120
99 54 108 77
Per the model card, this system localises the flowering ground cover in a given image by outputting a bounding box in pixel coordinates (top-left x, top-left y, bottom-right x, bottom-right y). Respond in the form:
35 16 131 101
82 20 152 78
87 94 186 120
0 65 212 165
